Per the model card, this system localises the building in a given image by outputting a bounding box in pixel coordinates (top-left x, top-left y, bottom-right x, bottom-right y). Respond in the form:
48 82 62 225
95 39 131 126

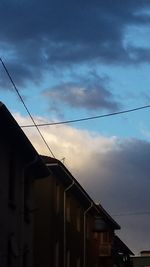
132 251 150 267
0 102 134 267
94 204 121 267
33 156 122 267
113 235 134 267
0 102 49 267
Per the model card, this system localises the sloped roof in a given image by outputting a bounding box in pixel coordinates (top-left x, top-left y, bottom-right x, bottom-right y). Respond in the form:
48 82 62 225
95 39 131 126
114 235 134 255
42 155 96 209
42 155 120 229
0 102 49 179
96 203 120 230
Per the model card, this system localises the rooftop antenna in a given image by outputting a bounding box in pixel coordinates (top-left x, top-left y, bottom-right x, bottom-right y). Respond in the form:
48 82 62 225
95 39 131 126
60 157 65 164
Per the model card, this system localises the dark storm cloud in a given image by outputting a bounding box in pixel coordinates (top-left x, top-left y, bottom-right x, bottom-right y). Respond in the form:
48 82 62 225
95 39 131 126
83 139 150 212
44 74 120 111
0 0 150 87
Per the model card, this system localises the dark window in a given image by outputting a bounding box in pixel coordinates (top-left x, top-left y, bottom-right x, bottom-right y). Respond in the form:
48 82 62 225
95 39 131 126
101 232 111 243
66 198 71 222
23 245 29 267
67 250 70 267
8 153 16 209
76 208 80 232
55 241 59 267
56 183 60 214
24 176 32 224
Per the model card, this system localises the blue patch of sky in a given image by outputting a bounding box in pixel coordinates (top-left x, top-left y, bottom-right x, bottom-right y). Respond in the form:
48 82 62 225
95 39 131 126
97 63 150 106
1 66 150 140
123 25 150 49
32 62 150 140
72 110 150 140
1 21 150 141
0 90 20 112
0 43 17 61
89 63 150 139
1 56 150 141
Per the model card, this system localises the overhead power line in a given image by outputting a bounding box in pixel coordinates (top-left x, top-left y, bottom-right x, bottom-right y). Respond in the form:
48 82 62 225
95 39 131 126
112 211 150 217
0 58 55 158
21 104 150 128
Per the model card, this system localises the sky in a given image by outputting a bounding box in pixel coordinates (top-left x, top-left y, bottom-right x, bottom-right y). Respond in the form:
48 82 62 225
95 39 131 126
1 0 150 254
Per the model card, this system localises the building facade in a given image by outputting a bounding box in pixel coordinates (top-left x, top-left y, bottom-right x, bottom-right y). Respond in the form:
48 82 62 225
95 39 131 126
33 156 99 267
0 102 49 267
33 156 125 267
112 235 134 267
132 251 150 267
0 103 134 267
94 204 120 267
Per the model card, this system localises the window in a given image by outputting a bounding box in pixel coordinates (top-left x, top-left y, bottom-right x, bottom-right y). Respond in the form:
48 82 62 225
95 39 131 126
101 232 111 244
23 245 29 267
94 232 98 239
7 237 12 267
66 198 71 222
76 208 80 232
77 257 80 267
24 176 32 223
67 250 70 267
55 241 59 267
8 153 16 208
56 184 60 214
8 234 19 266
86 219 90 239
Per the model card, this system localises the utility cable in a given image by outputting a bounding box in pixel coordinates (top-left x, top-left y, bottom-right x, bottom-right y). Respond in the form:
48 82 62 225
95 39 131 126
20 104 150 128
2 59 150 220
111 211 150 217
0 58 55 158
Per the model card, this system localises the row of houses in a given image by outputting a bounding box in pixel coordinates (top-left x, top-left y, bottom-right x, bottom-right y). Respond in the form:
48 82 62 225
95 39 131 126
132 251 150 267
0 102 134 267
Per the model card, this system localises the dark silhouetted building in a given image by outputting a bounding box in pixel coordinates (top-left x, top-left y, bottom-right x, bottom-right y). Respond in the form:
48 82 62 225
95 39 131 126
132 251 150 267
0 102 49 267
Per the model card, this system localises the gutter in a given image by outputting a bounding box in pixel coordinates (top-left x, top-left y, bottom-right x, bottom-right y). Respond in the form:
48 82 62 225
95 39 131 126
64 180 75 267
83 202 93 267
19 155 39 266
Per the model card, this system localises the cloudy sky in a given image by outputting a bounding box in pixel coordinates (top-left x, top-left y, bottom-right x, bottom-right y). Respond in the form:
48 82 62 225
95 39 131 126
1 0 150 253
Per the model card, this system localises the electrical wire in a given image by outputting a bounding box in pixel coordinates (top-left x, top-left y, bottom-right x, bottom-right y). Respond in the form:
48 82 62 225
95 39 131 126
2 59 150 221
20 104 150 128
111 211 150 217
0 58 55 158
